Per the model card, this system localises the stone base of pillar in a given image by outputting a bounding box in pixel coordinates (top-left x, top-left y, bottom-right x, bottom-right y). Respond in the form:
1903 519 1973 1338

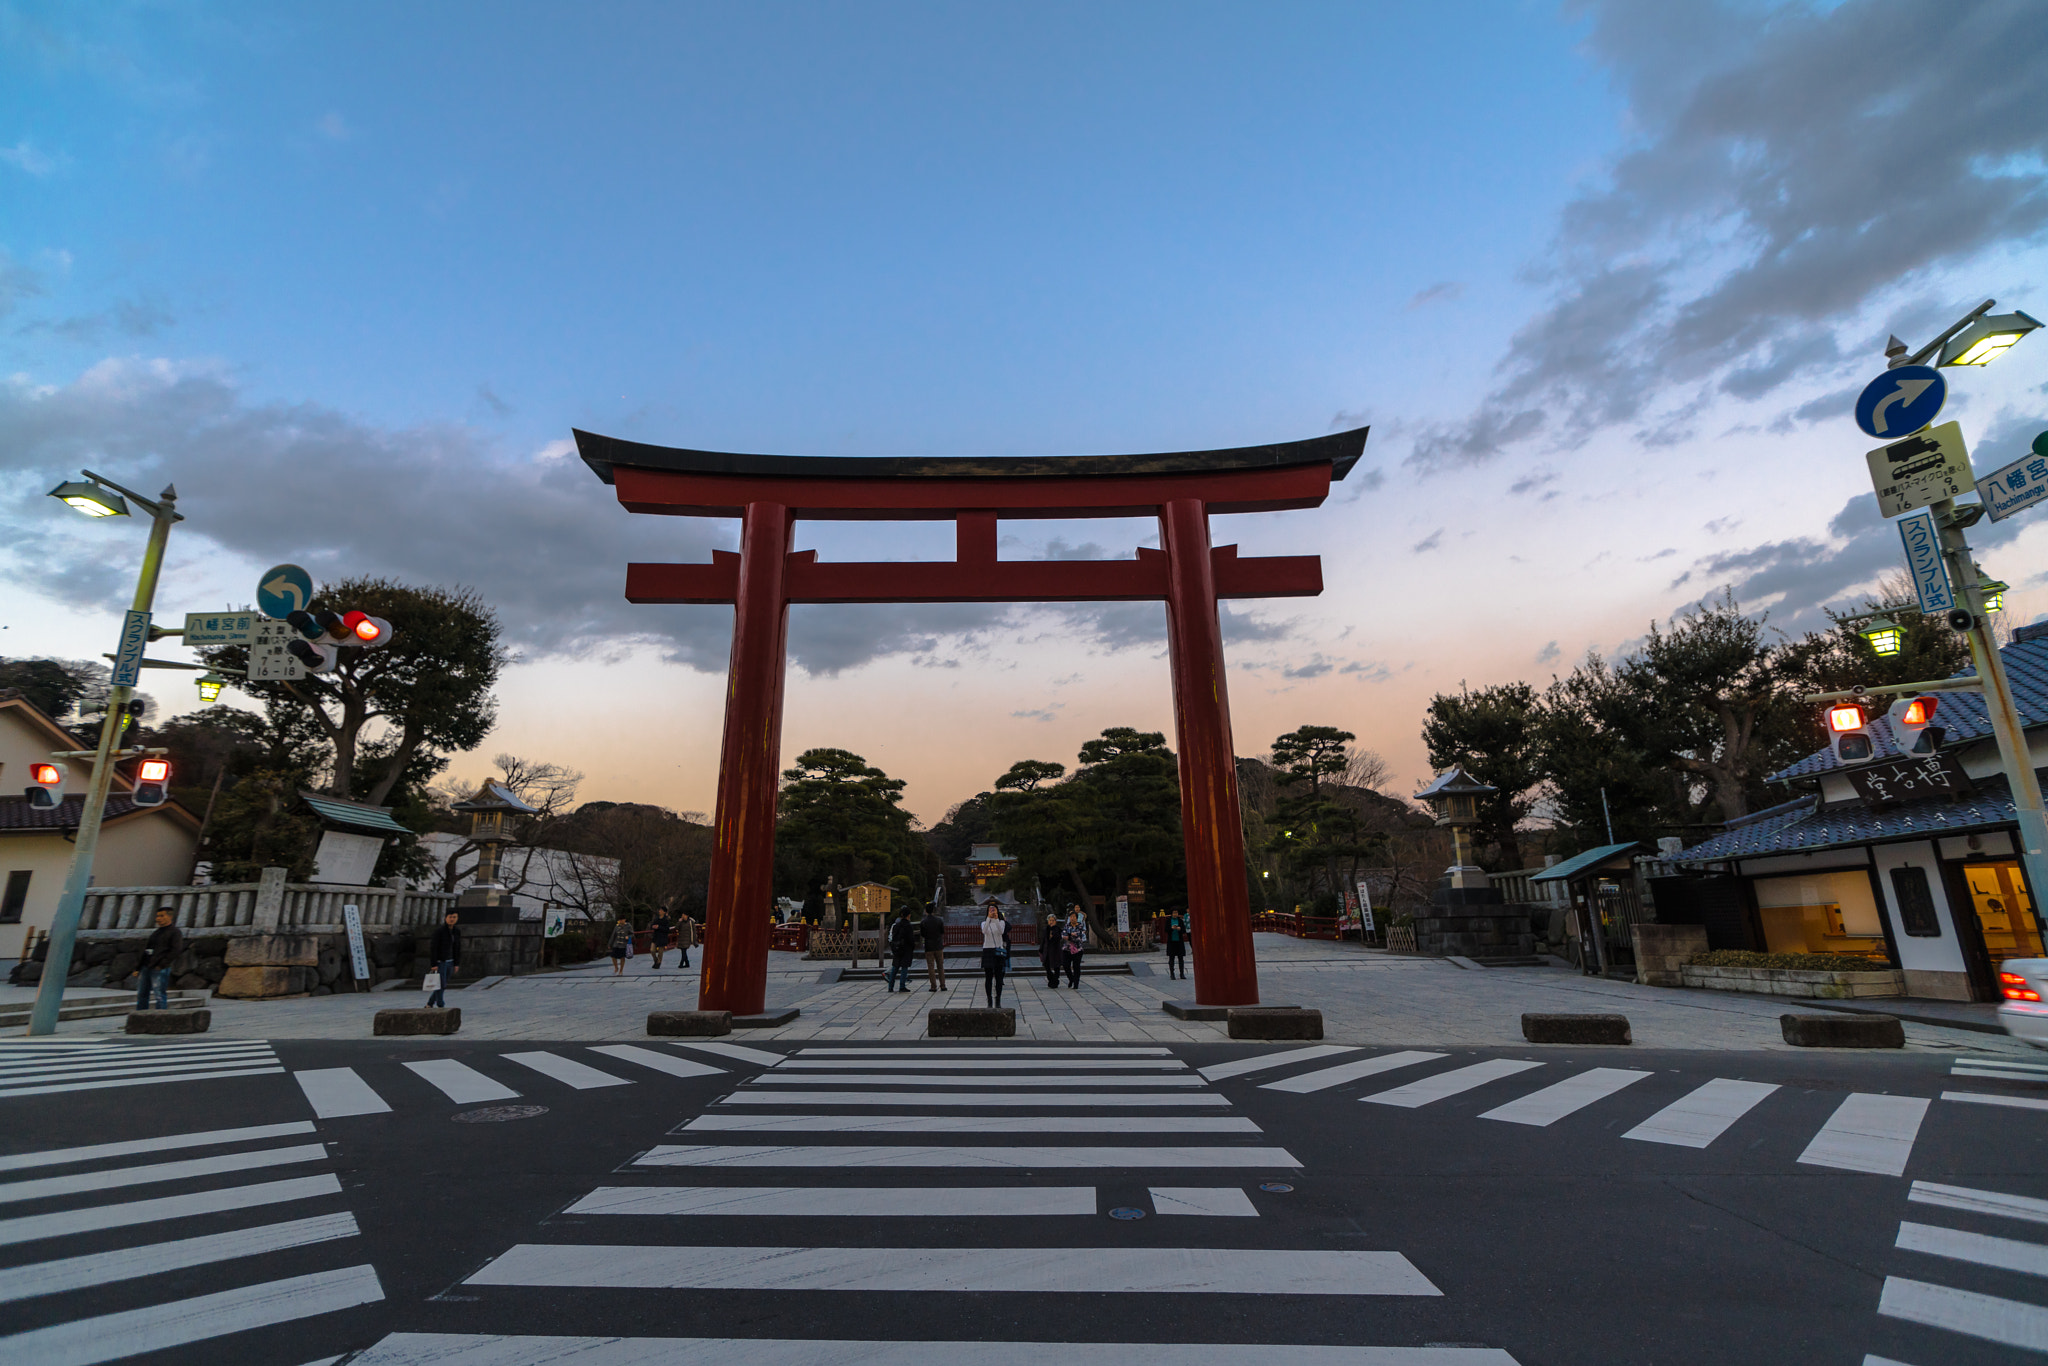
216 933 320 998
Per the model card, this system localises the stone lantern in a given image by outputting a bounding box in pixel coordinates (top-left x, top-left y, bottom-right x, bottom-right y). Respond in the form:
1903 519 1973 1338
1415 765 1497 893
448 781 541 975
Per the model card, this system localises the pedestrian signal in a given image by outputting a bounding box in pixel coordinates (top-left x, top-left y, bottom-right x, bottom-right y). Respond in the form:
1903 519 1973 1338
132 758 171 807
25 762 63 810
1887 694 1945 756
1827 703 1876 765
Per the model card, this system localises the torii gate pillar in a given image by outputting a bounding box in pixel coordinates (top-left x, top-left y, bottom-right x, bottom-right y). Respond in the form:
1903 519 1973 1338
579 427 1367 1015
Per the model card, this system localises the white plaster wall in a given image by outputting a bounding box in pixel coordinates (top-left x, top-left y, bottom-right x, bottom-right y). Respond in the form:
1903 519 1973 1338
1871 840 1966 974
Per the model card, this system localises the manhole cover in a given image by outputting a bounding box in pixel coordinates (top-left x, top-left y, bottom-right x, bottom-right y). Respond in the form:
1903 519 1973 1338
1108 1207 1146 1220
1259 1182 1295 1193
453 1105 549 1124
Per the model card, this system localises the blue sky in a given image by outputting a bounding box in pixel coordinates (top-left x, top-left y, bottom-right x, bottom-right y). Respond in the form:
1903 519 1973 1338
4 1 2047 820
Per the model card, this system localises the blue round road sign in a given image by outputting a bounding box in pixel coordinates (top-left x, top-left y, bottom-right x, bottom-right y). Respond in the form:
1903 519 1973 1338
256 563 313 620
1854 366 1946 440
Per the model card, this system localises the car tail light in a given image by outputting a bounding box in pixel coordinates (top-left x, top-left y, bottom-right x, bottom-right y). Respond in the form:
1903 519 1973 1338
2000 971 2042 1002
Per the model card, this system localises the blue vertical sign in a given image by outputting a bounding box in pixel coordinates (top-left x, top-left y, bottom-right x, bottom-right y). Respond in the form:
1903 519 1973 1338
110 610 152 686
1896 509 1953 614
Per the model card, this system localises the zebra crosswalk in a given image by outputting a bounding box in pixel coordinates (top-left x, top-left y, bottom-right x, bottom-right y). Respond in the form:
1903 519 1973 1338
1864 1179 2048 1358
0 1038 283 1100
293 1043 728 1117
0 1119 381 1365
340 1040 1521 1363
1217 1043 2035 1178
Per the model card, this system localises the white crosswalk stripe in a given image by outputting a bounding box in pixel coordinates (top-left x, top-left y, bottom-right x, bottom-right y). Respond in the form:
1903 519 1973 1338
296 1067 394 1118
1199 1044 1358 1082
718 1089 1233 1107
567 1186 1096 1217
1479 1068 1649 1127
1362 1059 1544 1109
405 1058 521 1103
0 1118 383 1364
1910 1180 2048 1226
773 1057 1188 1071
1797 1094 1929 1177
1878 1275 2048 1351
502 1051 631 1090
1261 1051 1445 1095
1149 1186 1259 1217
681 1113 1259 1133
1942 1089 2048 1111
1871 1178 2048 1359
347 1334 1520 1364
588 1045 725 1079
746 1072 1206 1087
467 1242 1438 1293
1622 1078 1779 1148
635 1143 1302 1169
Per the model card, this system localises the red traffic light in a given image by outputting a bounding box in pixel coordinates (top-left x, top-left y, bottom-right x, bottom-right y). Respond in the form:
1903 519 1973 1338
1899 695 1937 727
29 762 61 786
1827 704 1866 733
342 611 393 648
138 759 171 783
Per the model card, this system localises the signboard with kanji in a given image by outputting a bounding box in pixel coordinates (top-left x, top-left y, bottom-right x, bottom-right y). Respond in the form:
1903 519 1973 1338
183 611 260 646
1846 752 1974 807
1976 442 2048 523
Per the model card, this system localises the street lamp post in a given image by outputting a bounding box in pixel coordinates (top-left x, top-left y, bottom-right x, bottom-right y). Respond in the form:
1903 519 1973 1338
1878 304 2048 916
29 473 183 1037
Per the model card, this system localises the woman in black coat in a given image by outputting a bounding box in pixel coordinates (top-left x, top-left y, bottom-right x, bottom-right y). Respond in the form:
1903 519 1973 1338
1039 911 1064 988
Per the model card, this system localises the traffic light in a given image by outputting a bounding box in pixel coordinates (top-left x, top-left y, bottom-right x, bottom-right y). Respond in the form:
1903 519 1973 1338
1828 702 1876 765
285 607 395 670
1887 694 1945 756
24 762 63 810
132 758 171 807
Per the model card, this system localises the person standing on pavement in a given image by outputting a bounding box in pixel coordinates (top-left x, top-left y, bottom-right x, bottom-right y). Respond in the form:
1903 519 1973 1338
1163 906 1190 981
648 907 675 970
136 906 182 1011
428 910 461 1009
920 904 948 992
608 916 633 976
980 904 1010 1008
886 908 917 993
1040 911 1063 989
1061 909 1087 989
675 911 693 969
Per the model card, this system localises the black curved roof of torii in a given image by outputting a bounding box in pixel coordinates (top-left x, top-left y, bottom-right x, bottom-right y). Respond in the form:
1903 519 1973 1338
575 426 1368 485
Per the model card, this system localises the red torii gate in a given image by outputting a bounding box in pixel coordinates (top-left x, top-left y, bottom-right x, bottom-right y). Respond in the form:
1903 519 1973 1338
577 428 1366 1014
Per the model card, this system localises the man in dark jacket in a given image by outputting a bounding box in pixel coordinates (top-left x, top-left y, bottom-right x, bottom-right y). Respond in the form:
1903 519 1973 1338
886 910 917 993
136 906 182 1011
428 911 460 1009
919 906 948 992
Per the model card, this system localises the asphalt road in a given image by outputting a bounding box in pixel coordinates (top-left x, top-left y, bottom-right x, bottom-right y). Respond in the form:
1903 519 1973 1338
2 1035 2044 1365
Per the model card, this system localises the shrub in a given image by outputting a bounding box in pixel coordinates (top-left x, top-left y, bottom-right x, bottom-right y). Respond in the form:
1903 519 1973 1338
1688 949 1891 973
550 929 597 965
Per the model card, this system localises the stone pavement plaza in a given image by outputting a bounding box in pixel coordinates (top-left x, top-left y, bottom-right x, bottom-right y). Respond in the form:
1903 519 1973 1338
8 934 2033 1054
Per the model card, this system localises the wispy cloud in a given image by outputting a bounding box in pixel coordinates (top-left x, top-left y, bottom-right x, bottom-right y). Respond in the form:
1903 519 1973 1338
0 139 59 175
1412 528 1443 554
1406 281 1464 310
315 111 351 142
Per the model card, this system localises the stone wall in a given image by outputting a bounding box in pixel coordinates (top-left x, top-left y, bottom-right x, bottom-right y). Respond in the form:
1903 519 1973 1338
8 929 431 997
1678 963 1905 1000
1631 924 1709 987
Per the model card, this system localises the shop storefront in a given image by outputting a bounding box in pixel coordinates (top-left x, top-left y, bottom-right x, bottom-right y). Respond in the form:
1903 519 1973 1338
1670 628 2048 1003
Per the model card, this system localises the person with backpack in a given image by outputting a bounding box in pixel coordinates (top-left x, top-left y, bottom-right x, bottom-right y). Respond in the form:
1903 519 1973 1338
886 909 917 993
919 904 948 992
1163 906 1190 980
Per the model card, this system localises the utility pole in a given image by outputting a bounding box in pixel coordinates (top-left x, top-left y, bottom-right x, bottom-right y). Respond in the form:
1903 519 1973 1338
30 480 182 1036
1872 307 2048 913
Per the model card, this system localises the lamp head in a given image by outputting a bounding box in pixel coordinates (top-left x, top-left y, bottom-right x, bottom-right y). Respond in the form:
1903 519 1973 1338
1858 615 1905 657
47 478 129 518
1939 310 2041 367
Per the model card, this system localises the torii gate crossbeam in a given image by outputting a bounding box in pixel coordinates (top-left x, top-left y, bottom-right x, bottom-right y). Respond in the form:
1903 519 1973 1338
579 428 1366 1014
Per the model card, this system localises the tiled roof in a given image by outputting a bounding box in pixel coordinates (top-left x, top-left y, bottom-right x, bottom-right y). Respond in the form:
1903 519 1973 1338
300 792 412 835
1676 770 2033 862
1769 636 2048 782
0 794 153 831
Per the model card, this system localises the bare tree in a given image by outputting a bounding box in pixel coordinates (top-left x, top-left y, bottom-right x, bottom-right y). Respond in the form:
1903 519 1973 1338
433 754 586 893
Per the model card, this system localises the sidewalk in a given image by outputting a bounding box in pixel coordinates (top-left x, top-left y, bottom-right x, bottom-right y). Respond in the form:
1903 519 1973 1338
6 934 2034 1054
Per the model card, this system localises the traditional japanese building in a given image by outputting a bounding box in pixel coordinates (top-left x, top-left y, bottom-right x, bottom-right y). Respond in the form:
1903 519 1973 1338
1670 624 2048 1002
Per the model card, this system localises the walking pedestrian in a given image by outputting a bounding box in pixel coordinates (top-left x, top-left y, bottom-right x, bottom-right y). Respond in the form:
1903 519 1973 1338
1163 906 1190 980
608 917 633 976
980 903 1010 1008
920 903 948 991
428 910 461 1009
676 911 693 968
135 906 182 1011
1040 910 1063 988
1061 909 1087 989
648 907 675 970
887 908 917 993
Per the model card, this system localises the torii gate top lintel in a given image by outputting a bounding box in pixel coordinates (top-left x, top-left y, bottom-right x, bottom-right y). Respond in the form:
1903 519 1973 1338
574 425 1366 520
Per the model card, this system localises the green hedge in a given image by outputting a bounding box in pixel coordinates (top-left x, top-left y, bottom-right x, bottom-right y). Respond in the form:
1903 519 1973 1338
1688 949 1892 973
